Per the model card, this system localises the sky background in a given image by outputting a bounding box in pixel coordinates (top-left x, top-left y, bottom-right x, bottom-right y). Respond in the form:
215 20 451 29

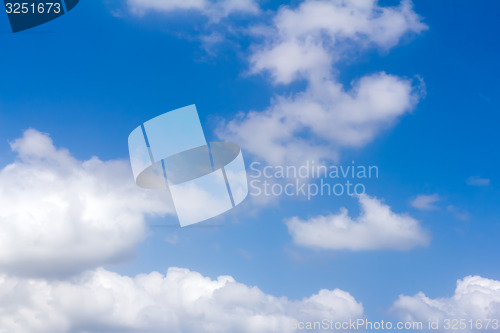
0 1 499 332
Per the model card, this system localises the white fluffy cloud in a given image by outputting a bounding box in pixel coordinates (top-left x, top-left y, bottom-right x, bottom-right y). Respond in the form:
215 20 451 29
286 194 430 251
392 275 500 327
218 0 427 165
0 267 363 333
120 1 428 165
250 0 426 84
127 0 259 21
220 72 420 165
0 129 173 277
411 194 441 210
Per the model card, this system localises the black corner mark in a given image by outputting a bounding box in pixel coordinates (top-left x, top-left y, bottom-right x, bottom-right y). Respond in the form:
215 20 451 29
64 0 77 11
3 0 80 33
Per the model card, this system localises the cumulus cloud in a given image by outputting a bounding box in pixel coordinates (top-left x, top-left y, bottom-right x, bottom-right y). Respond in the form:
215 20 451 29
218 0 427 165
392 275 500 327
0 129 173 277
119 1 428 165
410 194 441 210
127 0 259 21
0 267 363 333
285 194 430 251
220 72 420 165
249 0 426 84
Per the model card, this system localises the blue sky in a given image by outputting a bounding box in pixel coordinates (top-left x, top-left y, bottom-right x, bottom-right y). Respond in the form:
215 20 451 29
0 1 499 332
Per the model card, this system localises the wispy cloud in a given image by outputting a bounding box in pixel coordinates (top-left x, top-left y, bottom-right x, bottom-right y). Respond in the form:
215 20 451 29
116 0 428 166
466 175 491 187
164 234 179 245
127 0 259 22
410 194 441 210
447 205 470 221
